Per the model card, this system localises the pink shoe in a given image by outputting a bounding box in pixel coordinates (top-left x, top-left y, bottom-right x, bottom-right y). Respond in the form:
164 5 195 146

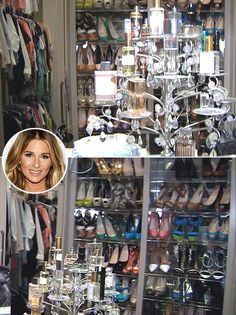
159 212 170 239
148 212 159 238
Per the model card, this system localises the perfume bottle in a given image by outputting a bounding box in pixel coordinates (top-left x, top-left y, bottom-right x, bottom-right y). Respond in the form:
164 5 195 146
31 306 41 315
122 19 135 75
28 277 39 306
39 261 49 292
130 5 143 38
149 0 164 36
55 236 63 262
87 270 101 302
48 245 56 265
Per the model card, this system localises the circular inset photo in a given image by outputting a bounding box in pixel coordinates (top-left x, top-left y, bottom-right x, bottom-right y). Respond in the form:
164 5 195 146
2 128 68 194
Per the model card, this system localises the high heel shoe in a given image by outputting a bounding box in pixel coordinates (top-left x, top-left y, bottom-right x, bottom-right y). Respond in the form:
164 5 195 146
84 181 94 207
155 186 168 208
102 179 112 208
76 182 86 206
201 185 221 210
176 184 189 210
109 245 119 264
94 158 111 175
93 180 103 207
153 276 166 297
165 189 179 208
159 247 171 273
171 277 183 302
188 184 204 211
132 252 139 274
124 212 136 240
148 244 160 273
122 250 137 274
172 216 188 241
218 218 229 241
119 244 129 262
219 186 230 212
145 276 156 295
104 216 118 240
96 214 106 240
98 17 109 41
207 217 219 240
148 212 159 238
159 212 170 239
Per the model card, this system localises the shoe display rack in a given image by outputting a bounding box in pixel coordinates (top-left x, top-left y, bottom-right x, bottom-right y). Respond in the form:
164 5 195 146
75 1 148 135
73 158 144 314
60 157 236 314
139 158 231 315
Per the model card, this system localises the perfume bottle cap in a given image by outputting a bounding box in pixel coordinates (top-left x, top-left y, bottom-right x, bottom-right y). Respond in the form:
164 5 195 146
154 0 161 8
42 261 47 272
56 259 64 271
100 61 111 71
55 236 62 250
91 271 97 283
32 277 39 285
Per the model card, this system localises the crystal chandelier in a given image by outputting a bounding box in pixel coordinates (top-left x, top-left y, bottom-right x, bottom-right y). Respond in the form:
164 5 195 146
74 4 236 157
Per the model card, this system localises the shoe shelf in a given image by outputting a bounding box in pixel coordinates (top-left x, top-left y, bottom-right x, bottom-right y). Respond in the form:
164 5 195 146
76 8 148 13
76 39 125 45
149 177 229 184
74 237 141 245
146 237 228 248
114 272 138 279
142 297 222 311
76 175 143 180
149 206 230 216
144 272 225 284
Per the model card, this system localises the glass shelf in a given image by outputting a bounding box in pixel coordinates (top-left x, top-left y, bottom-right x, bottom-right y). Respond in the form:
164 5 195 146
146 237 228 248
77 175 144 180
144 272 225 283
114 272 138 279
74 237 141 245
142 296 222 311
148 207 230 217
149 177 228 184
74 206 143 214
76 8 148 13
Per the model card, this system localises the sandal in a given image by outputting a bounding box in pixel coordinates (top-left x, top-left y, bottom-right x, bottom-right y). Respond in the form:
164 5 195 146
212 250 226 280
200 250 214 279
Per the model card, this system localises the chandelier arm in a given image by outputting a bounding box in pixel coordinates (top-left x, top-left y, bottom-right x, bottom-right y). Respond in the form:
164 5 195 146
144 92 164 107
136 52 163 63
100 107 132 126
43 300 68 313
174 82 206 101
141 126 161 135
174 91 202 102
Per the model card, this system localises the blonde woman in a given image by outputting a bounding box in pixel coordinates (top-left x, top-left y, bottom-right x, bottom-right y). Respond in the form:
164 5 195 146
5 129 66 193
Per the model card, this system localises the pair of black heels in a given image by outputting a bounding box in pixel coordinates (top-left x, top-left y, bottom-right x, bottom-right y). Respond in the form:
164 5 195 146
174 159 198 179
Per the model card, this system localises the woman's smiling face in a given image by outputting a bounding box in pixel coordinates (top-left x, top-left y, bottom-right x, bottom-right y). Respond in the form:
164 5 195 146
20 139 52 192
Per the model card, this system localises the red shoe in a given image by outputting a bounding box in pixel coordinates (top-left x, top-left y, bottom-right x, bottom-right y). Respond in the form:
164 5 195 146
148 212 159 238
132 252 140 275
122 251 137 274
159 212 170 239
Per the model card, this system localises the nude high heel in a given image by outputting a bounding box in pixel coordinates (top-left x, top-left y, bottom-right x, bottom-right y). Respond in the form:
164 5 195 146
219 186 230 212
177 184 189 210
94 158 111 175
201 185 221 210
188 184 204 211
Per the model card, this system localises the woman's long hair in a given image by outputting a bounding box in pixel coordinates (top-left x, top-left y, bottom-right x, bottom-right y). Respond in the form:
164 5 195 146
5 130 65 191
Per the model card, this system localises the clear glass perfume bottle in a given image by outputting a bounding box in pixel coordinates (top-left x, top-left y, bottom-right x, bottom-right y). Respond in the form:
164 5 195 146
122 19 135 75
55 236 63 262
149 0 164 36
39 261 49 292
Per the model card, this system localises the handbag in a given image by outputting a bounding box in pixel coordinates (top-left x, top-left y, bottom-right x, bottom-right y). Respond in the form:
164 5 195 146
216 140 236 156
